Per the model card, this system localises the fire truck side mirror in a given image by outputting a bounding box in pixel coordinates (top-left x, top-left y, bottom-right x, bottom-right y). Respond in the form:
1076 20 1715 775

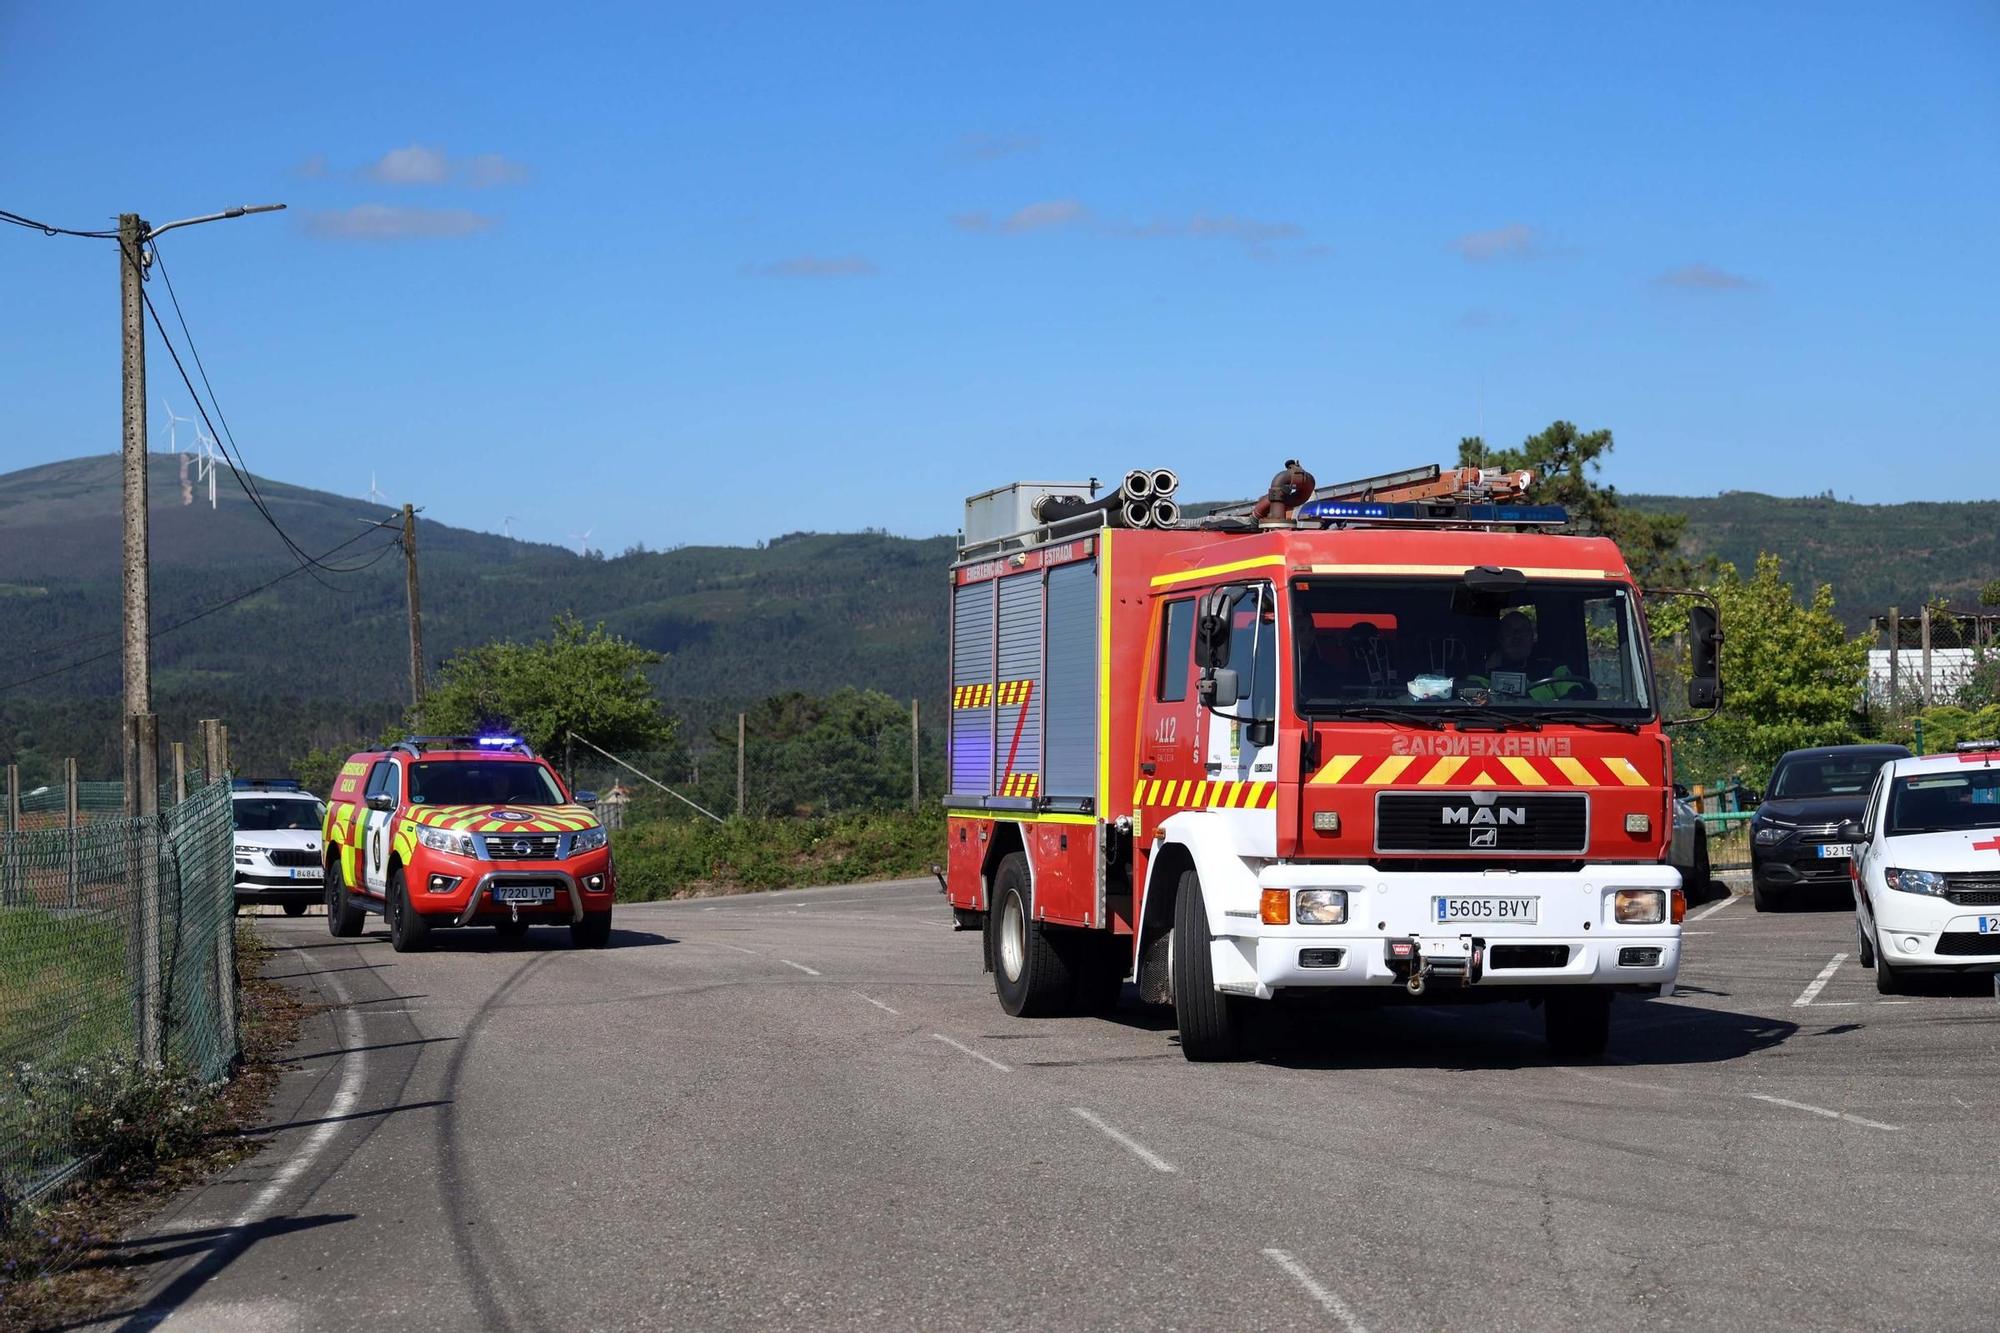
1687 603 1722 710
1200 668 1240 708
1193 585 1240 669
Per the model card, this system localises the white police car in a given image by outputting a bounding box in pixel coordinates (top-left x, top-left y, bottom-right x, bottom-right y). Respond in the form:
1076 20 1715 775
1848 742 2000 993
233 779 329 916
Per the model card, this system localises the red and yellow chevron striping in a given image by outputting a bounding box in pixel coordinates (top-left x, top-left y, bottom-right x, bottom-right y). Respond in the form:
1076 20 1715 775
1130 778 1277 811
952 679 1036 710
1000 772 1040 797
403 804 599 834
1307 753 1651 788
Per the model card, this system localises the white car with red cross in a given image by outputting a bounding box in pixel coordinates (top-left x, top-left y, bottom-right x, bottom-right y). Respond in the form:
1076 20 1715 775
1849 741 2000 993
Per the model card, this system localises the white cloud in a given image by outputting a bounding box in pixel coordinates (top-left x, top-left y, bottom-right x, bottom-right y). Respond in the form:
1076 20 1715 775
356 145 530 188
746 255 878 278
957 200 1317 259
954 199 1090 234
301 205 497 241
366 144 451 185
1657 262 1758 291
1450 223 1541 262
295 152 330 179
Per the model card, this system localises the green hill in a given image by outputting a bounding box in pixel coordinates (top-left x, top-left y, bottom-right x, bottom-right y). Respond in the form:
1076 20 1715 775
1627 491 2000 628
2 457 1995 778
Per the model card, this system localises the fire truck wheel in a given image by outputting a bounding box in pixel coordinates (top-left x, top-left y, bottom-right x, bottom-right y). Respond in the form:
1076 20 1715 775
571 910 613 949
325 858 365 939
387 867 432 953
990 852 1074 1017
1543 989 1612 1060
1172 868 1246 1061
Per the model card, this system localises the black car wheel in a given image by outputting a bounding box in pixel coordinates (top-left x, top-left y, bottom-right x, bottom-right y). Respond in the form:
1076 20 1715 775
1752 878 1787 913
387 867 431 953
325 856 365 938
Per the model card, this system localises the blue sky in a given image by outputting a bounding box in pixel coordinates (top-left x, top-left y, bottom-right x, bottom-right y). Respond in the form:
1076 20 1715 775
2 2 1995 554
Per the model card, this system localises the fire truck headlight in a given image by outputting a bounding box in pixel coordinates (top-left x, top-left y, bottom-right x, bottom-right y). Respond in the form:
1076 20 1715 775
419 827 478 858
1613 889 1666 924
1295 889 1348 926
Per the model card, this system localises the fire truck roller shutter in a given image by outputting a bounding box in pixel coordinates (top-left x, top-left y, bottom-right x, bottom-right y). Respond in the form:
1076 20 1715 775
950 580 997 797
996 571 1043 795
1043 561 1097 799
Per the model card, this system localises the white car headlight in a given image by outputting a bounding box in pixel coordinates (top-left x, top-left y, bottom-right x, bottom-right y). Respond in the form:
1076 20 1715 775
1295 889 1347 925
1883 867 1948 896
568 827 608 857
419 827 478 858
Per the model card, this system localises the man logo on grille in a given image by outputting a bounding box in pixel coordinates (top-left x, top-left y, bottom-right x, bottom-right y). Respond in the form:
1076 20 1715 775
1441 805 1526 826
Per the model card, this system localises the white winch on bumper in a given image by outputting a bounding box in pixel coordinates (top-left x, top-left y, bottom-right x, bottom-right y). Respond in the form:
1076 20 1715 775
1208 863 1682 1000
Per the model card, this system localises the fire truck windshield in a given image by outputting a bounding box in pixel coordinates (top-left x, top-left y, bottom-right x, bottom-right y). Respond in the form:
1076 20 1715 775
409 761 566 807
1291 577 1653 718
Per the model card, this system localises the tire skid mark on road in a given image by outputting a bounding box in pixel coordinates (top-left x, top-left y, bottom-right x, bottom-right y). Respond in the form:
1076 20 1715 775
434 951 566 1332
1262 1247 1370 1332
1069 1107 1176 1173
931 1032 1012 1071
779 958 821 976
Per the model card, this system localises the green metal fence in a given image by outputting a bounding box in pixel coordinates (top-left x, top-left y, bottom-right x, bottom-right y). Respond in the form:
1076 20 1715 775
0 777 238 1211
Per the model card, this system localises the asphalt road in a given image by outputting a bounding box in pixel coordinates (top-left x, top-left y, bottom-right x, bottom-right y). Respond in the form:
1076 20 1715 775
92 880 2000 1332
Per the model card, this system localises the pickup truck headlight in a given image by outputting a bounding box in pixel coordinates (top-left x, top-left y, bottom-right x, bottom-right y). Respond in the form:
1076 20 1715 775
568 827 608 857
419 827 478 858
1753 825 1790 845
1884 867 1948 896
1295 889 1347 925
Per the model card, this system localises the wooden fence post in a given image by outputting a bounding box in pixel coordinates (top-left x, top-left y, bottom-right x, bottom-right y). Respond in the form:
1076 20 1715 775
66 757 79 909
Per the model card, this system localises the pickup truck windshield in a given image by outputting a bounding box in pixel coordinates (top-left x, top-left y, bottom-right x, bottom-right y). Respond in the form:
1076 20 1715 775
1291 577 1652 717
410 761 565 807
1886 769 2000 835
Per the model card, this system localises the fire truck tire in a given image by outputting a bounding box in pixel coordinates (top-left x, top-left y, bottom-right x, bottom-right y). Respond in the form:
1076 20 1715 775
990 852 1074 1017
325 858 366 938
572 910 613 949
1172 869 1246 1061
1543 990 1612 1060
387 868 432 953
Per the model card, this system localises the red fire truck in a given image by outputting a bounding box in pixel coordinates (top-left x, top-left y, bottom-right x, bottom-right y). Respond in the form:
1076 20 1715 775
942 466 1722 1060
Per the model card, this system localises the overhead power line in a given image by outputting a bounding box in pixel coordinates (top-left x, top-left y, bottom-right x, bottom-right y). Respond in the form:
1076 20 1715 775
0 524 402 695
0 206 118 238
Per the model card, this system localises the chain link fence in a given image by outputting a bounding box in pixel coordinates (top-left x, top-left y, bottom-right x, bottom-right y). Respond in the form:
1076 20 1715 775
1 777 238 1214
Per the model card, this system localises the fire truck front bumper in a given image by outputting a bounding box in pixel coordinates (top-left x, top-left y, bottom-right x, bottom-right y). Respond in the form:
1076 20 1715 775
1213 865 1682 1000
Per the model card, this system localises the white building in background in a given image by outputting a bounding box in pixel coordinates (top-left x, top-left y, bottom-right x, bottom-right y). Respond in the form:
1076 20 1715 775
1867 647 1983 705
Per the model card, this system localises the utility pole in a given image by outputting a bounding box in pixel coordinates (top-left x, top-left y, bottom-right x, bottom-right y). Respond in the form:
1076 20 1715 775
113 203 283 818
736 713 747 820
402 503 426 706
911 698 921 814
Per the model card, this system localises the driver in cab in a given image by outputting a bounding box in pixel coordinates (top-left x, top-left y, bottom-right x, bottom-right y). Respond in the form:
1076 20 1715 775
1468 610 1589 701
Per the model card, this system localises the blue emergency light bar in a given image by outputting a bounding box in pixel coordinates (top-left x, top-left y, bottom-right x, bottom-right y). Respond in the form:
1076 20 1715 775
1298 500 1570 527
477 735 521 747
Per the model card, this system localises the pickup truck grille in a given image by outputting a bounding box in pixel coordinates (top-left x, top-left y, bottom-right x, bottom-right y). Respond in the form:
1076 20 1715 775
482 834 561 860
1375 792 1589 854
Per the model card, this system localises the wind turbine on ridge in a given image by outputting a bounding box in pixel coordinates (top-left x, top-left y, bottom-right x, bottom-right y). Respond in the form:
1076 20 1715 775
193 427 221 509
568 528 594 556
164 400 196 505
366 472 390 508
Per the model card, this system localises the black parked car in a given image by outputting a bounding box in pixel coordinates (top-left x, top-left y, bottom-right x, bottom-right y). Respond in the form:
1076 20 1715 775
1750 744 1911 911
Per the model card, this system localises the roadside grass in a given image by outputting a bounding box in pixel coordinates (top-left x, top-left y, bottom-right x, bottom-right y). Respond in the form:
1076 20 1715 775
0 927 313 1332
0 907 132 1072
612 808 945 899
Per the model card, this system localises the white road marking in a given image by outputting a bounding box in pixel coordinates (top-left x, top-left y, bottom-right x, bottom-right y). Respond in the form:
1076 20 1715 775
779 958 821 976
1792 953 1848 1007
1878 1000 1913 1005
1262 1247 1370 1332
232 978 366 1230
1688 895 1740 922
932 1033 1012 1071
1069 1107 1176 1173
711 942 763 955
1749 1092 1901 1132
856 993 900 1015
